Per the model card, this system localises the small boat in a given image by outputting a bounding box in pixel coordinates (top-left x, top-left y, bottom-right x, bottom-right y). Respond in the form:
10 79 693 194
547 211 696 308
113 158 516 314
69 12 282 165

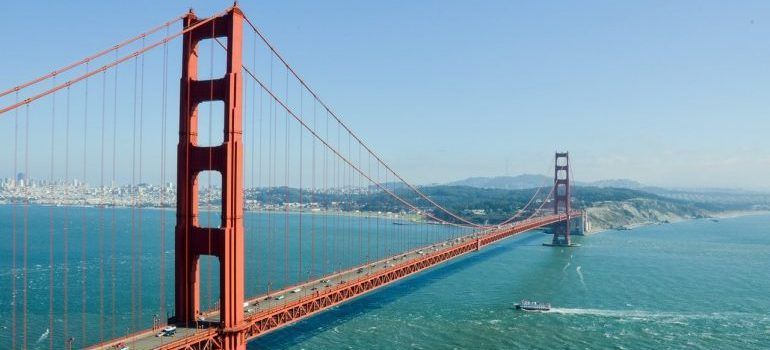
514 300 551 311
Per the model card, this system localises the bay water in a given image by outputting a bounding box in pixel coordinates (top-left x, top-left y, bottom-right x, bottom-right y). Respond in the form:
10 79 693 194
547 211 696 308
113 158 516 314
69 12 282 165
1 206 769 349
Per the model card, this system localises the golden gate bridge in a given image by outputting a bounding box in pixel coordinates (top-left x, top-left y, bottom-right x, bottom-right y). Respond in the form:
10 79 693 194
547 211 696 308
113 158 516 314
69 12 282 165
0 5 579 349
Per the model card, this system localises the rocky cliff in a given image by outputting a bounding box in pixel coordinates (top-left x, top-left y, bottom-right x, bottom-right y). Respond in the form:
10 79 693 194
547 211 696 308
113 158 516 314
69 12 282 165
585 198 709 232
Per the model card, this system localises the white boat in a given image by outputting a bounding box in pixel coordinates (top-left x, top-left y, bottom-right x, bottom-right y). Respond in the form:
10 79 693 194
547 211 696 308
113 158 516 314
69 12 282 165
514 300 551 311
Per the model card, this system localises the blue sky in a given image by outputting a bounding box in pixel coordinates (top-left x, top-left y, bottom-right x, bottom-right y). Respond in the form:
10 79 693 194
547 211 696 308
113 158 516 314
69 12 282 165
1 1 769 190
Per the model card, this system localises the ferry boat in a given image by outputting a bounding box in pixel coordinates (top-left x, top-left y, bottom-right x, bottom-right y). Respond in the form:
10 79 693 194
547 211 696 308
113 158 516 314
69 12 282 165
514 300 551 311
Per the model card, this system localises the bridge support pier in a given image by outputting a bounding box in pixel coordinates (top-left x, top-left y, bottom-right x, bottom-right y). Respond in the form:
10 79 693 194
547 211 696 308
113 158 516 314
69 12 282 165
175 6 246 350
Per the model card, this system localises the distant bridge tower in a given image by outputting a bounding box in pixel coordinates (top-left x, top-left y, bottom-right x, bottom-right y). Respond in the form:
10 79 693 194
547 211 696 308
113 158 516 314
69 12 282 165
551 152 572 246
175 6 246 350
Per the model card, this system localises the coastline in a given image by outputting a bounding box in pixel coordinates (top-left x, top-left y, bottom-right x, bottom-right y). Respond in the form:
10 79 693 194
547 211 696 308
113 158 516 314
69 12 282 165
584 209 770 235
0 202 424 222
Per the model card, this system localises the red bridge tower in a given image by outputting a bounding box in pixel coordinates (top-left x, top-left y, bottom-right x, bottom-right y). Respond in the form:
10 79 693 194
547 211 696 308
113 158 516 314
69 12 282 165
175 6 246 350
551 152 572 246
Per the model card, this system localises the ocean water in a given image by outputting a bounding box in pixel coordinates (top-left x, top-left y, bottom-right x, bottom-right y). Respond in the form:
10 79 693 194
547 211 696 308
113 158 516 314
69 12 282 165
250 215 770 350
2 206 769 349
0 205 465 348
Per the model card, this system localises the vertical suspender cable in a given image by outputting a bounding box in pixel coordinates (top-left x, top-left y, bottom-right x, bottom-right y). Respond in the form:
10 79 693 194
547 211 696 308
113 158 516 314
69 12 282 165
323 109 328 275
159 23 170 326
251 31 259 295
257 49 265 295
81 62 90 346
384 170 388 258
347 133 352 267
11 92 17 350
257 84 264 294
358 142 363 267
63 87 70 346
335 120 340 272
311 98 316 279
48 79 57 350
284 66 289 288
99 70 107 343
298 85 303 284
110 49 119 338
267 52 274 297
23 104 30 349
137 37 146 326
130 51 138 333
345 133 350 266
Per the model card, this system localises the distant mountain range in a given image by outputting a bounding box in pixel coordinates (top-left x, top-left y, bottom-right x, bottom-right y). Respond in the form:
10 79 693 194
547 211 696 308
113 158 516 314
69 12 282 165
445 174 551 190
445 174 646 190
443 174 770 209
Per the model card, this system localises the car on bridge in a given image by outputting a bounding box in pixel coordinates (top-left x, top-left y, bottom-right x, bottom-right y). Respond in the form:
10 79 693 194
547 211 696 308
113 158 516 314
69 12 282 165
156 325 177 337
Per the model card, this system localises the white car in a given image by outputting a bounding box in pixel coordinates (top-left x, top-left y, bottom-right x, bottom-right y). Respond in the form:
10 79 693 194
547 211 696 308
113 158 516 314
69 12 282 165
156 325 177 337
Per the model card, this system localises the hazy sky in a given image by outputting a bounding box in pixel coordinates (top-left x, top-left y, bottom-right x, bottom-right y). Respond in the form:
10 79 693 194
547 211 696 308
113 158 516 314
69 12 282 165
1 1 769 190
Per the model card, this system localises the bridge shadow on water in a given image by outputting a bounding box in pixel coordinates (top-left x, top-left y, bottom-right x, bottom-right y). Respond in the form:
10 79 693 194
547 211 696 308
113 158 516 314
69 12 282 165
249 232 544 349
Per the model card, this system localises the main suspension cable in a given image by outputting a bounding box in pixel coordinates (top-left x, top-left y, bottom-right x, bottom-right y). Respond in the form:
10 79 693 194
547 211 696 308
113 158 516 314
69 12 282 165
0 14 186 99
241 14 481 228
0 9 228 116
240 65 474 228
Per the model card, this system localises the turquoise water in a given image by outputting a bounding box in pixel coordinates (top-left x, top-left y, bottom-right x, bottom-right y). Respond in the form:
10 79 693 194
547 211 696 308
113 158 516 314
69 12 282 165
2 206 770 349
0 205 465 348
250 215 770 350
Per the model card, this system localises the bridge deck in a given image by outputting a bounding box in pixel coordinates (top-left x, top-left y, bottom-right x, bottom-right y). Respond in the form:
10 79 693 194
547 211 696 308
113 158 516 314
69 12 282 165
87 213 577 350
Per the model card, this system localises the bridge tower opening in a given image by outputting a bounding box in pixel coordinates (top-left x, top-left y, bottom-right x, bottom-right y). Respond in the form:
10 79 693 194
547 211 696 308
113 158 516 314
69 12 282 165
175 5 246 350
551 152 572 246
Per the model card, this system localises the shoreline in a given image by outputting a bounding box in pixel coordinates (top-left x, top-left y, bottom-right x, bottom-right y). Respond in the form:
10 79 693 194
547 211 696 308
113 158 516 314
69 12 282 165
0 202 424 222
585 209 770 235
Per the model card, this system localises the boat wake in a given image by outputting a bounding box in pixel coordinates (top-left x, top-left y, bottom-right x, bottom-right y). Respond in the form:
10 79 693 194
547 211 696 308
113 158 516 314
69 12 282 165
36 328 49 344
547 308 749 323
550 308 662 318
575 266 586 288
